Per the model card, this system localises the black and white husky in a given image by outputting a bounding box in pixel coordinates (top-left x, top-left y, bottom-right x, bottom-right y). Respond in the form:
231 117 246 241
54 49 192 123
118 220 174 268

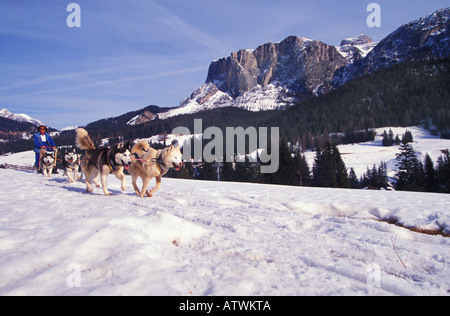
75 128 132 196
63 149 82 183
39 149 56 178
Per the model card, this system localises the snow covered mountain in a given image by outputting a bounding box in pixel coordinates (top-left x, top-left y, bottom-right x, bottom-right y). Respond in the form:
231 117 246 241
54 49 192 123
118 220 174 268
0 108 44 127
334 7 450 86
160 36 348 119
162 8 449 119
336 34 378 64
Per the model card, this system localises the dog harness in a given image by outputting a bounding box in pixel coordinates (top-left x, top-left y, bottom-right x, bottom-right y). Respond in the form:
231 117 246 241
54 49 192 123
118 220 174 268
107 156 117 172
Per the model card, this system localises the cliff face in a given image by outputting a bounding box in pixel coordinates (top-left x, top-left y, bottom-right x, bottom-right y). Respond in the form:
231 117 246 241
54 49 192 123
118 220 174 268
206 36 347 99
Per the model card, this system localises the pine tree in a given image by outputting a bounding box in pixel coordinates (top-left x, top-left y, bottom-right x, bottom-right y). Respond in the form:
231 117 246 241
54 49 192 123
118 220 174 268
395 142 421 191
423 153 438 192
437 150 450 193
378 162 389 189
402 130 414 144
382 129 394 146
349 168 361 189
312 144 349 188
267 138 297 186
294 153 311 186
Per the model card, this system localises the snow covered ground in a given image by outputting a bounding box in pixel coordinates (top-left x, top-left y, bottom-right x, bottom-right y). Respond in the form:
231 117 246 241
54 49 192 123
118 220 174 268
304 126 450 178
0 148 449 295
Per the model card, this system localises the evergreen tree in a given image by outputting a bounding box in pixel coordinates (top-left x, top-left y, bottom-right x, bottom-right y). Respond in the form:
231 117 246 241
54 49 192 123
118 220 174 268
266 138 297 186
437 150 450 193
402 130 414 144
349 168 361 189
312 144 349 188
378 162 389 189
423 153 438 192
382 129 394 146
294 153 311 186
395 142 421 191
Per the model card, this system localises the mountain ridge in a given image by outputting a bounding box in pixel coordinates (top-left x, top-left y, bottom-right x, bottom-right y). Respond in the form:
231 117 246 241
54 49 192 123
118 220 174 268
161 7 449 119
0 108 44 127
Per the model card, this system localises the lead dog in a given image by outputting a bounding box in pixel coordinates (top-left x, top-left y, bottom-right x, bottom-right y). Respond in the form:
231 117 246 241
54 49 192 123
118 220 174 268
128 141 183 198
75 128 132 196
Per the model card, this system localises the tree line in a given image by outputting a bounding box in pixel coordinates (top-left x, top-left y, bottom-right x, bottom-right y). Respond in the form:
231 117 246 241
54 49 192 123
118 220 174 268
166 138 450 194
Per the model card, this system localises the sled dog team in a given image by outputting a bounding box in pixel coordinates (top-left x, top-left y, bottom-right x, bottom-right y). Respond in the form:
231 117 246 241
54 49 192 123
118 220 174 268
38 128 183 198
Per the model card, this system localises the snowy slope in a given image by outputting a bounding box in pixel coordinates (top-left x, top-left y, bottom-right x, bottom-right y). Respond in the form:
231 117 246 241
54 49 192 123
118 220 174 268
304 126 450 178
0 156 449 295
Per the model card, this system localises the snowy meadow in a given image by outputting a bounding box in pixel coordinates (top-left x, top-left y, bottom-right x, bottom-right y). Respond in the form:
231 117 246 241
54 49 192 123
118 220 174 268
0 167 449 295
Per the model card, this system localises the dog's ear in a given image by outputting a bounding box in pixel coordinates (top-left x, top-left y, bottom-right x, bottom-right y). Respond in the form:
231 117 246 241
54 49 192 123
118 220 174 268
172 140 180 148
117 141 131 149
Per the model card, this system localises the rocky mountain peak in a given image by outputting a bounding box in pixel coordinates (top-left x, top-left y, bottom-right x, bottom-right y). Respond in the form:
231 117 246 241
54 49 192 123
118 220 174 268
336 34 378 64
340 34 374 46
205 36 346 101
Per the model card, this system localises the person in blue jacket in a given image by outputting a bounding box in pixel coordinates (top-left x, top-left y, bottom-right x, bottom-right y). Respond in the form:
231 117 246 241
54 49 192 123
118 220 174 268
34 125 56 169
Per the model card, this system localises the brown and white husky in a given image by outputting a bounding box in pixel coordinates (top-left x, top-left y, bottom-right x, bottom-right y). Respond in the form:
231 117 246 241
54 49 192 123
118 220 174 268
128 141 183 198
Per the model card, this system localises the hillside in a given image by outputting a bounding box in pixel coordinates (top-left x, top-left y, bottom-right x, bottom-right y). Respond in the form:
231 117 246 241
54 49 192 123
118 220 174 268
272 58 450 144
0 166 448 295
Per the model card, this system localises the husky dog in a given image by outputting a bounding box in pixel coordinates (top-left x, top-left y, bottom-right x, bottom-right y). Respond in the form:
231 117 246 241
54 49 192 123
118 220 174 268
75 128 132 196
63 149 82 183
128 141 183 198
40 148 56 178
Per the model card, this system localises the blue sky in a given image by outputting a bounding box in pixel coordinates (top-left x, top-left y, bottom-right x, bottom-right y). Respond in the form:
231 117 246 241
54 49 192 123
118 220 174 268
0 0 448 129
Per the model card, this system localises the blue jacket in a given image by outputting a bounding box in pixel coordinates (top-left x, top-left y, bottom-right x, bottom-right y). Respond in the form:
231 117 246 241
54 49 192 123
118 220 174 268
34 132 56 153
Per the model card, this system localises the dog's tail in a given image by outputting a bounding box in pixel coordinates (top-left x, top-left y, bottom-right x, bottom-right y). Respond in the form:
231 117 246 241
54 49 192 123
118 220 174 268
75 128 96 151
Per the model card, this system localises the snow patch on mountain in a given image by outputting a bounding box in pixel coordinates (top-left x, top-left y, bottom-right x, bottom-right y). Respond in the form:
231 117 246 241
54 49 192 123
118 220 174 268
336 35 378 64
159 83 233 120
0 108 44 127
